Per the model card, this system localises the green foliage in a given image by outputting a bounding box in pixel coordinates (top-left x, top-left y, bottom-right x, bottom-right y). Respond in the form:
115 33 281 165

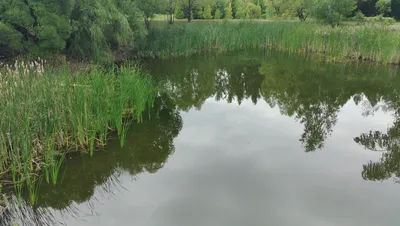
31 1 72 53
290 0 313 20
175 4 186 18
204 5 213 19
231 0 238 18
259 0 267 15
0 61 156 192
353 10 367 23
69 0 146 62
312 0 357 26
143 21 400 64
0 0 147 62
214 9 222 18
264 0 312 20
369 15 396 24
376 0 391 15
179 0 203 22
138 0 164 18
211 0 228 19
166 0 178 23
225 2 233 19
0 0 35 28
137 0 165 28
236 0 247 18
383 16 396 24
0 22 23 55
247 3 262 19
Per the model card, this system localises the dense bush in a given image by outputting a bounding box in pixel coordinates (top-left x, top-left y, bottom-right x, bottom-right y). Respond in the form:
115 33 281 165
312 0 357 26
0 0 146 62
368 15 396 25
247 3 262 19
353 10 367 23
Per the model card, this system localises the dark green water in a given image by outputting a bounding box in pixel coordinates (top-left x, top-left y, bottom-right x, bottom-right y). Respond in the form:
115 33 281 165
2 51 400 226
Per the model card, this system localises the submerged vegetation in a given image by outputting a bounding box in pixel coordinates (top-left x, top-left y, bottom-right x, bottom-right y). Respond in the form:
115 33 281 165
0 60 156 204
142 21 400 64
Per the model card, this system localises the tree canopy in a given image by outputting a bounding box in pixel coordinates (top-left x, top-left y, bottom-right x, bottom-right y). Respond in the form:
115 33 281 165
0 0 145 61
312 0 357 26
1 0 399 61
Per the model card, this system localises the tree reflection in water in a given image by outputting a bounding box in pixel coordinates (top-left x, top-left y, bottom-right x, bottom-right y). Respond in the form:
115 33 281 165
3 50 400 224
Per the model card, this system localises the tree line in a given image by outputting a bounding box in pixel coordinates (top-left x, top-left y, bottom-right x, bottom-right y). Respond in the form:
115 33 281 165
173 0 400 22
1 0 399 61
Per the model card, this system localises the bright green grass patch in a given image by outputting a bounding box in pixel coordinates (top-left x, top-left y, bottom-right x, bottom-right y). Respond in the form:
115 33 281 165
140 21 400 64
0 61 156 204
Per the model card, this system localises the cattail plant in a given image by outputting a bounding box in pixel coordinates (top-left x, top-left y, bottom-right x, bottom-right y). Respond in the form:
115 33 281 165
0 60 156 204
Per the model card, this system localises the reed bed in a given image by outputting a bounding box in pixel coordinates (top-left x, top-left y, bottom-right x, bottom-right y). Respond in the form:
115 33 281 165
141 21 400 64
0 60 156 204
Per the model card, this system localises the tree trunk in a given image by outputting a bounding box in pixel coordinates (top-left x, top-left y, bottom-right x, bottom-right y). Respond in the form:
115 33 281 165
168 9 174 24
186 1 193 22
297 9 306 21
187 7 192 22
168 13 174 24
144 17 150 29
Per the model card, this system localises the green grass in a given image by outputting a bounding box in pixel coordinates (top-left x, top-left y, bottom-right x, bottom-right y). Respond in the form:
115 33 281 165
140 21 400 64
0 60 156 204
152 14 169 21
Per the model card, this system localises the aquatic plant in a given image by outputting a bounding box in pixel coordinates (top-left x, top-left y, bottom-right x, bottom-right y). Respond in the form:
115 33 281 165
141 21 400 64
0 60 156 203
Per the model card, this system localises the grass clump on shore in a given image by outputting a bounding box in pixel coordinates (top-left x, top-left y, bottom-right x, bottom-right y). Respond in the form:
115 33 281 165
141 21 400 64
0 60 156 204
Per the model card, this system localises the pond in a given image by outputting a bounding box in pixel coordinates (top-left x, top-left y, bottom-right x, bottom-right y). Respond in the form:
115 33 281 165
2 50 400 226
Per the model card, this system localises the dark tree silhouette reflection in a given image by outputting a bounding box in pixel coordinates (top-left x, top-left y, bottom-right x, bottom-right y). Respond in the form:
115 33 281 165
355 114 400 182
147 51 400 153
4 50 400 224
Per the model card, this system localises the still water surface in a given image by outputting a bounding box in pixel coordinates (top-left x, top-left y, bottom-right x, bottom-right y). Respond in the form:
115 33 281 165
3 51 400 226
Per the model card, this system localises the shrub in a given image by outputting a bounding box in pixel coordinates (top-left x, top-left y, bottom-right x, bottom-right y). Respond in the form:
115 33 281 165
247 3 262 19
214 9 222 19
204 5 213 19
225 3 233 19
354 10 366 24
312 0 356 26
369 15 396 25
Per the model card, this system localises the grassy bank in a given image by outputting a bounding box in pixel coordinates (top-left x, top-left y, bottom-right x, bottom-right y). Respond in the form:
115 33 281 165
140 21 400 64
0 61 156 204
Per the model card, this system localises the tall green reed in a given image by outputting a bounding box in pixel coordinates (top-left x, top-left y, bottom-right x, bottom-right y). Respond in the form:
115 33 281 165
140 21 400 64
0 60 156 203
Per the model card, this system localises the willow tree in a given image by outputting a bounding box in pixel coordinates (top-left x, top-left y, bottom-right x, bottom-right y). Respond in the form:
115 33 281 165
0 0 73 57
0 0 146 62
68 0 146 62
